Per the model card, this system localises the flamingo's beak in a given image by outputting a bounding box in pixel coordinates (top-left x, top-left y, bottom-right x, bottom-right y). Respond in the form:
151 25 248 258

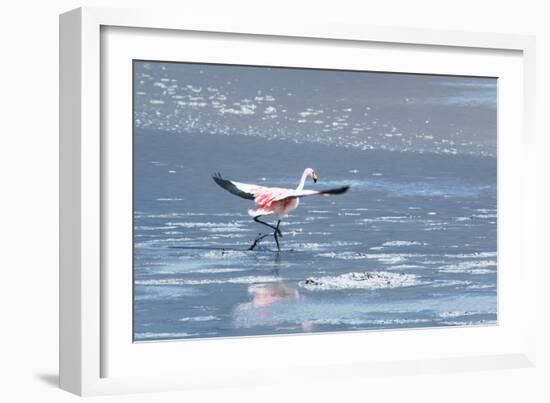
312 173 318 183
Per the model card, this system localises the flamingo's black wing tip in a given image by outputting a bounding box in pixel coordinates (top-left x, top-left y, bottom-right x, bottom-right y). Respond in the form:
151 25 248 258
321 185 350 195
337 185 350 194
211 173 255 200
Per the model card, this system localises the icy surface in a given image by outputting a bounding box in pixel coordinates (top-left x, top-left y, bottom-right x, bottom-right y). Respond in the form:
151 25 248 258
299 271 423 291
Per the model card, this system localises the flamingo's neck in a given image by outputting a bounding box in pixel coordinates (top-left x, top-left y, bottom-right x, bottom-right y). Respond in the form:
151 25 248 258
296 169 309 191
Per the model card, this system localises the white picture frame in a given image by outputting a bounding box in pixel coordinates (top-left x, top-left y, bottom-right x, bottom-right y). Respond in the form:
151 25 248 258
59 6 537 396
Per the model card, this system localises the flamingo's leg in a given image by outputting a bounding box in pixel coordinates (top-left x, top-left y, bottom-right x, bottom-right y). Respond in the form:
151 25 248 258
275 220 282 237
273 230 281 251
271 220 282 251
253 216 282 237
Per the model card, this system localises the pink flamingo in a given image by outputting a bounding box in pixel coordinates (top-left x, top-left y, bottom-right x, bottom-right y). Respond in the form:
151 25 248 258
212 168 349 251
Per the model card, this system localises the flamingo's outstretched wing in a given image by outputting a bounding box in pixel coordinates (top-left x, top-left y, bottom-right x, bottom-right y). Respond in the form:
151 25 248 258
273 185 350 201
212 173 265 200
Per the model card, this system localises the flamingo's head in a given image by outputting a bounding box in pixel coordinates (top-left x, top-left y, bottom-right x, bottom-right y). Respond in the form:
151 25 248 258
304 167 318 183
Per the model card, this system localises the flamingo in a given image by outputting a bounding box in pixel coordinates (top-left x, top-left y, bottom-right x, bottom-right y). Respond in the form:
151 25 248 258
212 168 349 251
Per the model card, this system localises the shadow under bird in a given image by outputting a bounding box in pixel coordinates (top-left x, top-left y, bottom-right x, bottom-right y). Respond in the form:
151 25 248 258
212 168 350 251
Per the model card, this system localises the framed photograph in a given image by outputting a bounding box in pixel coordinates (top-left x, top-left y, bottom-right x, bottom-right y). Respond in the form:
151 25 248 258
60 7 537 396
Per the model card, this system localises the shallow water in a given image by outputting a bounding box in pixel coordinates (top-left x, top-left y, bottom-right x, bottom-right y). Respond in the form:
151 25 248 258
133 131 496 341
134 62 497 157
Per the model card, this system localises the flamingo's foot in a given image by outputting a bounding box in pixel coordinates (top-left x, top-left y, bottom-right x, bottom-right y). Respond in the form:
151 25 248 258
248 233 270 251
248 231 281 252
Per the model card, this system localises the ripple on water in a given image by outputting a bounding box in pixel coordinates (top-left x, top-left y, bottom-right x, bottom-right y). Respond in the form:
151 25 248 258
178 315 221 322
135 275 282 286
438 260 496 274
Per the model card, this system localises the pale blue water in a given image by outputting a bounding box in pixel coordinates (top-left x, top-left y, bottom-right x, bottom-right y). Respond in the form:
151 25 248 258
133 62 497 341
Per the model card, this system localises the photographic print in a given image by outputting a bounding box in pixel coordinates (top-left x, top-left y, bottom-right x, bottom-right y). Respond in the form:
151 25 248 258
133 61 497 342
